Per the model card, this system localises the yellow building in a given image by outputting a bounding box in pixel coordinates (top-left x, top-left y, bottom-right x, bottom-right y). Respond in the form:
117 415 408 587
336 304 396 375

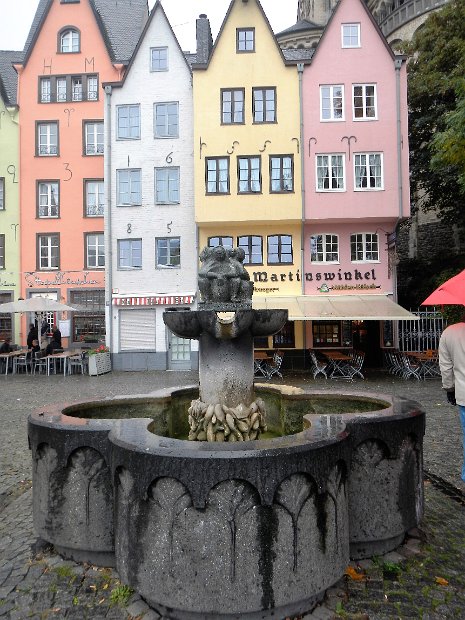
0 52 20 342
193 0 310 354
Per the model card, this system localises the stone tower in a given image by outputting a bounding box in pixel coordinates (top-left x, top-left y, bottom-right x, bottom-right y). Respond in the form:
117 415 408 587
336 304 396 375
297 0 337 27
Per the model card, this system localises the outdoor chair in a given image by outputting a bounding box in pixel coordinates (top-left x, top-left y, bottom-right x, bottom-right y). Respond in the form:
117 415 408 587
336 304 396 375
68 351 88 375
264 350 284 381
309 350 328 379
13 353 30 375
33 351 47 375
344 350 365 381
400 353 422 380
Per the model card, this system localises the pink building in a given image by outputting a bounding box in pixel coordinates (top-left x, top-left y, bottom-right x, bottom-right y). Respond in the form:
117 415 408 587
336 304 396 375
302 0 409 364
14 0 147 347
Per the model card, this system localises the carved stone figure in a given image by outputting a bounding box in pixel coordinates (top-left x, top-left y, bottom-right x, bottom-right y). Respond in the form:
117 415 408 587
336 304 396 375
198 245 253 308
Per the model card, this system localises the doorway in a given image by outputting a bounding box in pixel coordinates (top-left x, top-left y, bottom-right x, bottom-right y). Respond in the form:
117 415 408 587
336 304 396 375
352 320 382 368
168 331 191 370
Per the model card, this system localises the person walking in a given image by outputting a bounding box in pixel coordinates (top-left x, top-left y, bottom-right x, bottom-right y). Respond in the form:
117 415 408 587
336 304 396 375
439 318 465 485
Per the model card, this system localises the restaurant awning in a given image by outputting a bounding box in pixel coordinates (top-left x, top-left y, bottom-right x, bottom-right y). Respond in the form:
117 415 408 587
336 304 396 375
252 294 417 321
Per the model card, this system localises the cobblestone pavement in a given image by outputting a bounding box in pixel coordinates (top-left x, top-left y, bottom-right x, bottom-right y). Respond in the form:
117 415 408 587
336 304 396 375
1 370 464 619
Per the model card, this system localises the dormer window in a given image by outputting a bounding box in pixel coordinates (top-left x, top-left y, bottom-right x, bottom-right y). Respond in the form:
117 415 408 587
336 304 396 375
60 28 80 53
237 28 255 52
341 23 360 48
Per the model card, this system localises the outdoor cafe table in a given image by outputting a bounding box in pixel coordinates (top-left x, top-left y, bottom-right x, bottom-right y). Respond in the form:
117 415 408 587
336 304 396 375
0 350 27 375
44 350 82 376
323 350 353 379
406 351 440 378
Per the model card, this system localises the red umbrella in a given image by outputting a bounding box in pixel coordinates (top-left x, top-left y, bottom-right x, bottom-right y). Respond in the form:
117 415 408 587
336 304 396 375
421 269 465 306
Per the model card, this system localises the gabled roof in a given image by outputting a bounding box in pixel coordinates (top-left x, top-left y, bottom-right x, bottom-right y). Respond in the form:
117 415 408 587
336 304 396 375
110 0 191 87
21 0 149 67
193 0 310 69
276 19 322 37
311 0 396 62
0 51 22 106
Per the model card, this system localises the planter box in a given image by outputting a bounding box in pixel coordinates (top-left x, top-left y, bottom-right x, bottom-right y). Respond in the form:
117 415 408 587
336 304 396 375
88 352 111 376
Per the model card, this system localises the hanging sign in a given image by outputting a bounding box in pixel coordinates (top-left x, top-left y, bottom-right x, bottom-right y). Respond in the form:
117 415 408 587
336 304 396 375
113 295 195 306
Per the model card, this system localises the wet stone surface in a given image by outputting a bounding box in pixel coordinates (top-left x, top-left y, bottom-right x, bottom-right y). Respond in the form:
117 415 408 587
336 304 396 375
1 370 464 618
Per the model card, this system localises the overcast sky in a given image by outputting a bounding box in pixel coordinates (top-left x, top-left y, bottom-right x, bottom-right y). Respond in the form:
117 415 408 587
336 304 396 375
0 0 297 52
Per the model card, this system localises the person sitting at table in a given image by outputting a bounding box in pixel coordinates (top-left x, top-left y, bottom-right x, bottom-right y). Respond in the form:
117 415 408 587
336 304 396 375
45 338 62 356
27 323 38 348
0 338 12 353
52 326 62 348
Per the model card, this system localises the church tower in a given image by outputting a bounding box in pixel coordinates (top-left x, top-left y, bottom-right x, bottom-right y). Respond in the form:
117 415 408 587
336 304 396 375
297 0 338 27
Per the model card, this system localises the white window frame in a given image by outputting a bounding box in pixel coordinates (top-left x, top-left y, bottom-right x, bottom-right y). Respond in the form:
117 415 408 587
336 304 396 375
341 23 360 48
87 76 98 101
155 167 180 205
350 233 379 263
0 235 4 269
85 122 104 155
38 234 59 270
0 178 4 210
156 237 180 269
310 234 340 263
353 84 377 120
38 182 59 218
354 152 383 190
57 78 67 102
60 29 79 53
118 239 142 269
85 180 104 217
40 78 51 103
150 47 168 71
154 102 179 138
316 154 345 191
38 122 58 156
117 105 141 140
116 169 142 206
320 85 344 121
86 233 105 269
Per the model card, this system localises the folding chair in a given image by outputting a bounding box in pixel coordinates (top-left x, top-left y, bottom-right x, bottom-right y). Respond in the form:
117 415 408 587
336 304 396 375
264 351 284 381
68 351 88 375
13 353 30 375
400 353 421 380
345 351 365 381
33 351 48 375
309 350 328 379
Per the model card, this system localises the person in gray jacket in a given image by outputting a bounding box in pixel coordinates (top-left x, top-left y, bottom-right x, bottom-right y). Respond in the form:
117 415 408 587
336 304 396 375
439 319 465 483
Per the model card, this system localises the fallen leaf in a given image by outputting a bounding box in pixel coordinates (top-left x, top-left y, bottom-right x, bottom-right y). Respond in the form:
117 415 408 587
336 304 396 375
435 576 449 586
345 566 365 581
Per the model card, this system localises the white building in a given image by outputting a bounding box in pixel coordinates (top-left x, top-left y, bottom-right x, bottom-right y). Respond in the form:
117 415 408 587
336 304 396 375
104 1 197 371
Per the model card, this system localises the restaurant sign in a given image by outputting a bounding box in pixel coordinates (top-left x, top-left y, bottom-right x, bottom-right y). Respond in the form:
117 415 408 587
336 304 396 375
113 295 195 306
25 271 102 287
252 267 379 284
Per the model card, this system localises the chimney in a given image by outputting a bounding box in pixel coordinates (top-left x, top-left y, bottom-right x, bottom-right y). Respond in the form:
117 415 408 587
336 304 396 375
196 14 213 65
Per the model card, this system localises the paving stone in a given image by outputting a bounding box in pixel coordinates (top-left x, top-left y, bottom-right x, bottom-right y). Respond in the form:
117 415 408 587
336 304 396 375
126 599 150 616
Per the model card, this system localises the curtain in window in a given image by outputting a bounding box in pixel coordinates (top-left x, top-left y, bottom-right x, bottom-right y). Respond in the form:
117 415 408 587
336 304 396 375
317 156 329 189
369 154 381 187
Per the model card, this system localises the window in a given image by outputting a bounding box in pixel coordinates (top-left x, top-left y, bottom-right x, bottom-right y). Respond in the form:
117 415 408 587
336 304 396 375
270 155 293 192
238 236 262 264
354 153 383 189
221 89 244 124
40 74 98 103
84 122 104 155
313 322 341 347
155 168 180 204
238 156 261 193
350 233 379 262
206 157 229 194
0 178 4 210
38 234 60 270
37 122 58 156
253 88 276 123
156 237 180 268
0 235 4 269
154 102 178 138
38 182 59 218
70 289 105 344
310 234 339 263
237 28 255 52
208 236 233 249
342 23 360 48
40 78 51 103
85 180 104 217
273 321 295 348
117 169 141 206
72 76 82 101
60 28 80 53
85 233 105 269
353 84 376 120
316 154 345 190
0 293 12 339
118 239 142 269
151 47 168 71
267 235 292 264
117 105 140 140
320 85 344 121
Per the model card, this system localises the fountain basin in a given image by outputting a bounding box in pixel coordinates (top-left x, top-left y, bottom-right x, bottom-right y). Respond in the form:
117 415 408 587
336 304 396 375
28 386 424 618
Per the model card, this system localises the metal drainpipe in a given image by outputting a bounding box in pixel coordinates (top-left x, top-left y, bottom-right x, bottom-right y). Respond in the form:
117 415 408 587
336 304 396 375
297 62 306 357
393 57 404 303
104 85 113 352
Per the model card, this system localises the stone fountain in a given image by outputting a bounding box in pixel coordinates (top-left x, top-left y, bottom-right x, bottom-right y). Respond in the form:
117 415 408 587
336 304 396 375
28 247 425 619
